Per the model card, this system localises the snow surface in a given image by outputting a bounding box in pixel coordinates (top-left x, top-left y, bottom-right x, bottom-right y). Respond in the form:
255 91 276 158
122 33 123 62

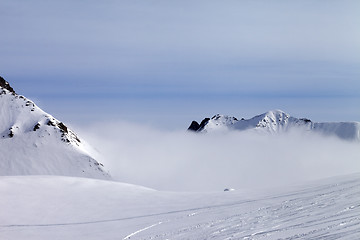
0 85 110 179
0 173 359 239
195 110 360 141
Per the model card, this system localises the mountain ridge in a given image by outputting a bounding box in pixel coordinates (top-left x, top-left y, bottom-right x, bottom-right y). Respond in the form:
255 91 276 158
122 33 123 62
188 110 360 141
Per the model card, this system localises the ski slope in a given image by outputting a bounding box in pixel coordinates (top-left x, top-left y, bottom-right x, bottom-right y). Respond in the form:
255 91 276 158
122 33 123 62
0 173 359 239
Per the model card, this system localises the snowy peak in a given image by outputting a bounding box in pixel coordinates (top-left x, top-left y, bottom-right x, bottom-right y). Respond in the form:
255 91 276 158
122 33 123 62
0 81 80 145
188 110 360 141
253 110 290 126
238 110 302 132
0 77 110 179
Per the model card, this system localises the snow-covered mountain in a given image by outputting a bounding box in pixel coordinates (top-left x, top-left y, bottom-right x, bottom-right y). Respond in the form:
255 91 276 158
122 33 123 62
0 76 110 179
188 110 360 141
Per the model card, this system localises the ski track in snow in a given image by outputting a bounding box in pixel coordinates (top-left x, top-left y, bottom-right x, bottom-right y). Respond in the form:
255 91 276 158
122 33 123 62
0 176 359 239
123 222 163 240
0 200 258 228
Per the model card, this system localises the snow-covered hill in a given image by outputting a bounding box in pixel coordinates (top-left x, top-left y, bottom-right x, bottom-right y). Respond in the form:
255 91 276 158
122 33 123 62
0 173 359 239
188 110 360 141
0 76 110 179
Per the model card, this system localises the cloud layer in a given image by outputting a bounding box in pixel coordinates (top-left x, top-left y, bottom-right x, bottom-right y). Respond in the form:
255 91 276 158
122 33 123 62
78 122 360 192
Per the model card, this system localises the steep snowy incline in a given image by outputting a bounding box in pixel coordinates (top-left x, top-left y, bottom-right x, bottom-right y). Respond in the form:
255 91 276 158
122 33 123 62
189 110 360 141
0 173 359 239
0 76 110 179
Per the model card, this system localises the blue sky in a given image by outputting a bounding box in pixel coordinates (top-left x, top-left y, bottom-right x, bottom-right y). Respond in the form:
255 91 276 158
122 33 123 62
1 0 359 129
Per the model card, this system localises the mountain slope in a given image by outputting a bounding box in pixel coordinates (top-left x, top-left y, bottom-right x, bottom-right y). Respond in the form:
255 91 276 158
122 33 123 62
188 110 360 141
0 76 110 179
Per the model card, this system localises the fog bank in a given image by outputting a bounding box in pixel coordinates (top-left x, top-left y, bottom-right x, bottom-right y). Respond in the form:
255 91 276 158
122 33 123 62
78 122 360 192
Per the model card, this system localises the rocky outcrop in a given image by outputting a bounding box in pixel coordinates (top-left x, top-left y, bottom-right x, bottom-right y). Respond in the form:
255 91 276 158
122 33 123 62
0 76 15 94
188 118 210 132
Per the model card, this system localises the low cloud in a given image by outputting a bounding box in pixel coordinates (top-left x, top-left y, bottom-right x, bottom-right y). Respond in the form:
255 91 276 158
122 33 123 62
77 122 360 192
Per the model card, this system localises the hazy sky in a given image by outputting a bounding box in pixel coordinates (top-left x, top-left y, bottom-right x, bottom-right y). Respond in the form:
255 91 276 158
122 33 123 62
1 0 360 128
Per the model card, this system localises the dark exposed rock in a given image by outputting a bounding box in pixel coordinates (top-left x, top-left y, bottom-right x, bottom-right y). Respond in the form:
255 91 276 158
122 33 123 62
74 136 81 143
25 101 34 107
188 121 200 131
46 119 55 126
33 123 41 131
0 76 15 94
300 118 312 123
188 118 210 132
8 129 14 138
45 118 81 144
198 118 210 131
57 122 68 133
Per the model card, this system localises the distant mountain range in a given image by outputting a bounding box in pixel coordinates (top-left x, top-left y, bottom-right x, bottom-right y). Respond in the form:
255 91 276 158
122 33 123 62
188 110 360 141
0 76 110 179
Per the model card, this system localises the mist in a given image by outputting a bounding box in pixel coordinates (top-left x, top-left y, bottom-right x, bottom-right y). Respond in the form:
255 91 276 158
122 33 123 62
77 122 360 192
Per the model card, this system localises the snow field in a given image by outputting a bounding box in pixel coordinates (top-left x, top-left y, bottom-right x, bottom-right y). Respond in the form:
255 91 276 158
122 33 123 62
0 174 359 239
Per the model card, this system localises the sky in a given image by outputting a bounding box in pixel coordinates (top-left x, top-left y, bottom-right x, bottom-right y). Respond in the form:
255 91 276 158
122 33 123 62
1 0 360 129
